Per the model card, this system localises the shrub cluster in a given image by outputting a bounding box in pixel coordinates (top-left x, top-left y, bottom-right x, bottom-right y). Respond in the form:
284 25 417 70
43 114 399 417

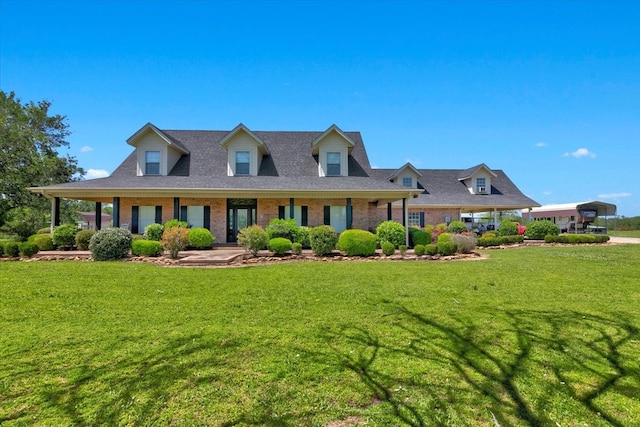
19 242 39 257
28 233 54 251
89 227 133 261
132 239 164 257
497 221 519 236
526 220 560 239
188 227 215 249
75 230 95 250
294 226 311 248
268 237 293 255
437 241 457 256
266 219 297 241
338 229 377 256
3 242 20 257
381 241 395 256
545 234 610 244
309 225 338 256
376 220 405 248
237 225 269 256
144 223 164 241
52 224 78 249
447 220 467 234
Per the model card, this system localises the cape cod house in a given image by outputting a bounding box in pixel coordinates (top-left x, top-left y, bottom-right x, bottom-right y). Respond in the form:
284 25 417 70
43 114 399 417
30 123 540 244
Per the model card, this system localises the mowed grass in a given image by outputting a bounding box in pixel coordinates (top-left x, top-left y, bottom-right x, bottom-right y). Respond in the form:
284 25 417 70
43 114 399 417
1 245 639 426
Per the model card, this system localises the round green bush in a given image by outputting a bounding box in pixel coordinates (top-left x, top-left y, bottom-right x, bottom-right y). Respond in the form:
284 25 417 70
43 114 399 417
75 230 95 250
409 228 431 246
131 239 164 257
19 242 39 257
338 229 377 256
447 220 467 234
266 218 298 241
437 241 458 256
52 223 78 249
425 244 438 256
399 244 408 255
437 232 453 243
4 242 20 257
526 220 560 239
309 225 338 256
28 233 54 251
381 241 395 256
268 237 293 255
291 242 302 255
414 244 426 256
89 227 133 261
237 225 269 256
376 220 405 248
497 221 518 236
188 227 215 248
144 223 164 241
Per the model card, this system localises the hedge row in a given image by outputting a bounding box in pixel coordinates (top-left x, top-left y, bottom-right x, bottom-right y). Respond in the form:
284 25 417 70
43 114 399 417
477 235 525 247
544 234 610 244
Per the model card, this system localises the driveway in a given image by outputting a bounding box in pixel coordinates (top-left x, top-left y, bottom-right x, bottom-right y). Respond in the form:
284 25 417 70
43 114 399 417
609 236 640 244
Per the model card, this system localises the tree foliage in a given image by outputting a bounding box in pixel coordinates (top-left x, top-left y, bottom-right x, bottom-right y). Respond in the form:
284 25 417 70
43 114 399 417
0 91 84 227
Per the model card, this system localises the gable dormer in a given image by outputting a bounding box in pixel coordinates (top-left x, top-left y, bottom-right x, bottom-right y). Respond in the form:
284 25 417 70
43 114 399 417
311 125 355 177
388 162 422 188
219 124 269 176
458 163 497 194
127 123 189 176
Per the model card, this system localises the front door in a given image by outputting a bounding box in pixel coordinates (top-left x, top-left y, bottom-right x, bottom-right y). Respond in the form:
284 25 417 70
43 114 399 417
227 199 257 242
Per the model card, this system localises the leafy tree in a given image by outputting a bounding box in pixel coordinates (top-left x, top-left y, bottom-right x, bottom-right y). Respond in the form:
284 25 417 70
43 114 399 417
0 91 84 227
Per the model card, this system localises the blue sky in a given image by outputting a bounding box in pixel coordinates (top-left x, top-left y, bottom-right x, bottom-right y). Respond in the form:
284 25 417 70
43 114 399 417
1 0 639 216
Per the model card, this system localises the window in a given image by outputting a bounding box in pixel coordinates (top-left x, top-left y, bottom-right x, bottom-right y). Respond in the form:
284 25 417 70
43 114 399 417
138 206 157 231
145 151 160 175
185 206 205 228
402 177 412 187
327 152 341 176
330 206 347 232
235 151 250 175
408 212 421 227
476 177 486 193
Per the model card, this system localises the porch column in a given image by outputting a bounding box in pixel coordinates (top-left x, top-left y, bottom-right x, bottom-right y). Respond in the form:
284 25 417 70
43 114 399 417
112 197 120 228
173 197 180 219
50 197 61 232
95 202 102 230
346 198 352 229
403 197 409 246
387 202 392 220
289 198 295 219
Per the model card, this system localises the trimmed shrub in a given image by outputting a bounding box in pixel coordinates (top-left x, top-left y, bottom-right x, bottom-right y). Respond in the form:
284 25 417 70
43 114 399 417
164 219 189 229
52 224 77 249
414 244 426 256
500 235 524 245
376 220 405 248
4 242 20 257
477 237 501 247
447 220 467 234
381 241 395 256
526 220 559 239
437 241 457 256
293 226 311 248
291 242 302 255
409 228 431 246
399 244 408 256
437 232 453 243
162 226 190 259
452 234 476 254
188 227 215 249
75 230 95 250
425 243 438 256
132 239 164 257
338 229 377 256
28 233 54 251
268 237 293 255
309 225 338 256
19 242 40 257
237 225 269 256
266 218 298 241
497 221 519 236
144 223 164 241
545 234 610 244
89 227 133 261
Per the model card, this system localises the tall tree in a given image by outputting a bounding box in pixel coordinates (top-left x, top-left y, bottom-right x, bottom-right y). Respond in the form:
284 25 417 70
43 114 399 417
0 91 84 227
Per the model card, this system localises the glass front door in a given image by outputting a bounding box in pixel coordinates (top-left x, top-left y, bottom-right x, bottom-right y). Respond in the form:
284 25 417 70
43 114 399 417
227 199 257 242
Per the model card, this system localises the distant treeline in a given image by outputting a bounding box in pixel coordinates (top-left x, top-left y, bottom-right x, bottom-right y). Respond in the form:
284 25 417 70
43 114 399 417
594 216 640 230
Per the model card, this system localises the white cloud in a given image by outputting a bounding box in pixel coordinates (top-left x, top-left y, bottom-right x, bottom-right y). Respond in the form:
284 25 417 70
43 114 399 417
597 192 631 199
80 145 93 153
563 147 596 158
543 191 552 195
535 142 547 147
83 169 109 180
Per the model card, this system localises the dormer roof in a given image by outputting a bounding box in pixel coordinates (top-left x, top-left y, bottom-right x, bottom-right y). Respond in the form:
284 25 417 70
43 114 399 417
311 124 356 155
126 122 190 154
458 163 497 181
387 162 423 181
219 123 269 155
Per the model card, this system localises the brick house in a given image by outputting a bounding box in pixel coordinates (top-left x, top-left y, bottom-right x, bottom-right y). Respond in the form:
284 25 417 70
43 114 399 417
30 123 539 243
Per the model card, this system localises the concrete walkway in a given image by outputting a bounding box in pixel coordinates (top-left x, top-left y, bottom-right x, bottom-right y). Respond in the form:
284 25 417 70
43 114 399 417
608 236 640 244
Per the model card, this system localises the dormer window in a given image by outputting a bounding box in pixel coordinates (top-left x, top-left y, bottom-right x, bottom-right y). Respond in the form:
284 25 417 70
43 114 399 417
476 177 486 194
235 151 250 175
402 177 412 187
327 152 341 176
145 151 160 175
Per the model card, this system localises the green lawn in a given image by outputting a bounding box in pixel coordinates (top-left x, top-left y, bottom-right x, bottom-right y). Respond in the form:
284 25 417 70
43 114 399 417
608 230 640 238
1 245 639 426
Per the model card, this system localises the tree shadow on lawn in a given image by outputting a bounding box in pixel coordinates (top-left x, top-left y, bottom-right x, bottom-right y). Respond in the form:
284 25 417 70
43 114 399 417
319 305 640 426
